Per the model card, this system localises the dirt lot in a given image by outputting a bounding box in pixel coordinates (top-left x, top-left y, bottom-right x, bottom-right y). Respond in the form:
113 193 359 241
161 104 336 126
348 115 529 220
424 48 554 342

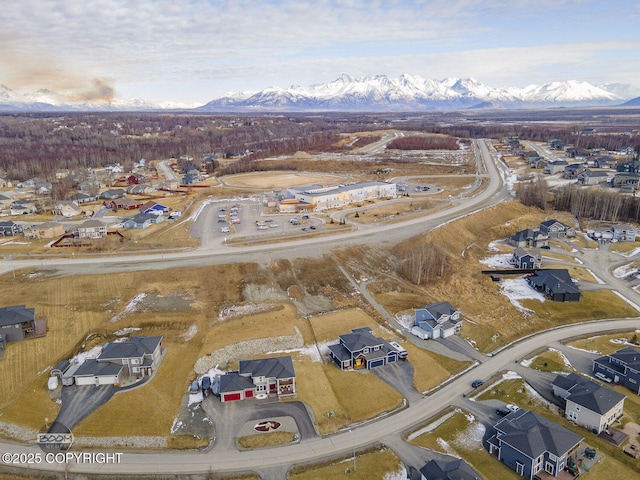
221 171 346 189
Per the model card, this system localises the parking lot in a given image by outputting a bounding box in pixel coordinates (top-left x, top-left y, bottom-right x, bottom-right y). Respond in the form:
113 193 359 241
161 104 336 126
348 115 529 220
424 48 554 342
206 199 323 240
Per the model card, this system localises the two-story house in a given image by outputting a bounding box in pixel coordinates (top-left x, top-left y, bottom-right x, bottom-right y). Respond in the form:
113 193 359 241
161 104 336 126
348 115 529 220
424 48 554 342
539 219 575 238
328 327 405 370
0 221 23 237
552 372 625 433
593 347 640 395
511 247 541 269
76 219 107 239
0 305 46 343
508 229 549 248
412 302 463 339
487 409 583 479
218 356 296 402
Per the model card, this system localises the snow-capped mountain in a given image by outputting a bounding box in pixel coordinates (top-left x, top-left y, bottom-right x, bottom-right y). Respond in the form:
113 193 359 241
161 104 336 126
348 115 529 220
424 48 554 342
199 74 634 112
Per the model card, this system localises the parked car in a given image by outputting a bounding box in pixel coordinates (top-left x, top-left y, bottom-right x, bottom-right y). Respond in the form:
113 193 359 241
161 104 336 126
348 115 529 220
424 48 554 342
506 404 519 413
595 372 612 383
218 219 226 223
496 407 511 416
301 227 307 231
301 215 309 220
541 245 551 249
471 379 484 388
201 376 211 392
309 225 316 230
221 226 230 233
188 380 200 393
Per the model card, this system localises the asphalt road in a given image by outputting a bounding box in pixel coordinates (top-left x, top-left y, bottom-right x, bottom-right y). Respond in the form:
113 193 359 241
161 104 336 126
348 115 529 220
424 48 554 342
4 318 640 476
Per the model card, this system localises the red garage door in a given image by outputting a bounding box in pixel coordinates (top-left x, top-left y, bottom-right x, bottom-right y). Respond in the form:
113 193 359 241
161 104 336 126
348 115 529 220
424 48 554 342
245 389 254 398
223 393 241 402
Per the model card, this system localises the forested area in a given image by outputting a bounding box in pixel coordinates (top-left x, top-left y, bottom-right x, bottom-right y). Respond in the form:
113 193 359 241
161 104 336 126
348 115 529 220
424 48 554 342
386 135 459 150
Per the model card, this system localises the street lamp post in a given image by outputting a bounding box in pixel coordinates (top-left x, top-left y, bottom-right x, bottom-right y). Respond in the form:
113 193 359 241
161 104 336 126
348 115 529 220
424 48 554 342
349 429 356 472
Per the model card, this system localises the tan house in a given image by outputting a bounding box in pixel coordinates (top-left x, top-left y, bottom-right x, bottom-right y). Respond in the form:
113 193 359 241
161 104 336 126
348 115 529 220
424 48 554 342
76 219 107 239
52 200 83 218
24 222 66 239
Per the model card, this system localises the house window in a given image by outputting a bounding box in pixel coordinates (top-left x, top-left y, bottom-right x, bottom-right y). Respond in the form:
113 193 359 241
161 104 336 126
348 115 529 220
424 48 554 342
132 367 140 373
630 378 637 384
568 411 577 420
131 358 139 365
363 347 369 354
515 461 525 475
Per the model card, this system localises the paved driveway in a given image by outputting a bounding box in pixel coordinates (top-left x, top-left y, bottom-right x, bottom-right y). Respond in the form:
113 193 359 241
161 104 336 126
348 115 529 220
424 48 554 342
52 385 115 432
371 361 423 404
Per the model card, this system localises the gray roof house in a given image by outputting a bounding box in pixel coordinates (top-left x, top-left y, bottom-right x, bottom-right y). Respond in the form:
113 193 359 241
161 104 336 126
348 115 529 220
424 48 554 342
123 212 164 229
593 347 640 395
543 160 568 175
508 228 549 248
218 356 296 402
539 219 575 238
511 247 541 269
552 372 625 433
613 224 637 242
0 221 23 236
487 409 583 479
419 457 481 480
526 269 580 302
577 169 610 185
76 219 107 239
72 336 163 386
328 327 405 370
0 305 46 343
413 302 462 339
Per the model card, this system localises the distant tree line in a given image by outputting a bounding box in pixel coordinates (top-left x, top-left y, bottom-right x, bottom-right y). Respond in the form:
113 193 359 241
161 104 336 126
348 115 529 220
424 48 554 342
386 135 459 150
551 185 640 223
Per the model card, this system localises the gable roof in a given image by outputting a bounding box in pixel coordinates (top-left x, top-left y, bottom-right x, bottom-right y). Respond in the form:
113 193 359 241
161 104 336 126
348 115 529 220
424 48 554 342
239 356 295 379
422 301 457 319
540 219 568 229
98 336 163 361
553 373 625 414
339 327 385 352
495 409 583 459
527 269 579 295
419 457 481 480
78 219 106 229
513 247 536 259
601 347 640 370
219 371 255 393
73 359 123 377
0 305 35 328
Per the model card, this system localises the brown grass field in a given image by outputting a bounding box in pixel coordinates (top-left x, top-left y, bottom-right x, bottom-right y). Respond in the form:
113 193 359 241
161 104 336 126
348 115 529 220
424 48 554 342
566 331 640 355
288 446 403 480
222 171 345 189
526 349 572 373
237 431 295 449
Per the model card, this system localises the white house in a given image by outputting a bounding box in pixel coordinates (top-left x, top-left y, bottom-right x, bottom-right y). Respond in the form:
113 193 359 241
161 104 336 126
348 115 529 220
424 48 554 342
412 302 462 339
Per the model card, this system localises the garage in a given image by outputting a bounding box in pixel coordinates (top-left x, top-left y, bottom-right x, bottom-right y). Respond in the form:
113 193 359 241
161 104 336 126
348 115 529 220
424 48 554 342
244 389 254 399
368 358 386 369
223 392 241 402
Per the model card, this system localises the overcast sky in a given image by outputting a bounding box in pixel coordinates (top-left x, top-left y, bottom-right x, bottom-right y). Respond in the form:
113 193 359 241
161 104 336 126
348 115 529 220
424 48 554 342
1 0 639 105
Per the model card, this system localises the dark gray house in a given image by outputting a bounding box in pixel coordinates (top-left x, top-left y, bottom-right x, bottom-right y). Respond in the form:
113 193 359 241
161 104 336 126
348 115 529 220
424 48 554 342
218 355 296 402
511 248 541 269
526 269 580 302
0 221 23 236
487 409 582 479
0 305 45 343
593 347 640 395
419 457 481 480
508 229 549 248
328 327 404 370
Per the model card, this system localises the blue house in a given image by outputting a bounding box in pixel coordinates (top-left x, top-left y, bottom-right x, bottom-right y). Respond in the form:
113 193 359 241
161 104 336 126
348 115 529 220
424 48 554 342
139 201 169 215
123 213 164 229
412 302 462 339
511 248 540 269
593 347 640 395
327 327 404 370
487 409 582 479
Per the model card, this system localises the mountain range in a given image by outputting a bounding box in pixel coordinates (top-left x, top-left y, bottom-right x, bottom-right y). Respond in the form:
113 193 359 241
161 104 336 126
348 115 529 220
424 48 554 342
2 75 640 112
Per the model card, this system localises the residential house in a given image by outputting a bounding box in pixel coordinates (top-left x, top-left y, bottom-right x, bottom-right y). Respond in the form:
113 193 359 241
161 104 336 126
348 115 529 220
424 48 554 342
526 151 540 165
218 356 296 402
511 247 541 269
0 194 12 211
487 409 582 479
539 219 575 238
100 188 127 200
548 139 566 150
52 200 82 218
594 156 615 169
508 229 549 248
181 173 200 185
543 160 567 175
77 180 104 193
123 212 164 229
139 201 169 215
613 172 640 190
526 269 580 302
413 302 463 339
127 173 146 185
565 147 579 158
0 177 11 188
617 160 640 173
577 169 609 185
10 200 36 215
419 457 481 480
23 222 65 239
104 163 123 174
34 180 52 195
72 336 163 386
552 372 625 433
76 219 107 239
613 224 637 242
563 163 584 179
68 192 98 204
104 197 144 210
0 221 23 236
593 347 640 395
0 305 46 343
126 185 155 195
328 327 405 370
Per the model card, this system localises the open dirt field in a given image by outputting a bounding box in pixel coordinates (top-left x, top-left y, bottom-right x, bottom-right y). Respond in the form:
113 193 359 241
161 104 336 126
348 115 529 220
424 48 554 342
222 171 346 189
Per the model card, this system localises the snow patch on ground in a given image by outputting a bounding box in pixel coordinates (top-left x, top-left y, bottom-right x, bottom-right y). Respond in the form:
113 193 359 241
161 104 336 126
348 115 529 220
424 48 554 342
70 345 102 365
396 313 414 329
114 327 141 336
218 303 273 321
499 277 545 313
383 466 408 480
613 263 637 278
111 293 147 322
453 421 485 450
610 337 640 347
181 323 198 342
567 345 599 355
170 419 183 434
268 343 324 362
620 247 640 258
487 241 501 252
503 371 521 380
436 437 455 454
479 253 512 268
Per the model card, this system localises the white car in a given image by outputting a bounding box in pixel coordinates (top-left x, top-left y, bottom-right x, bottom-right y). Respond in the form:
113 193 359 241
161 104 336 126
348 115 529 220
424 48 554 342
506 404 519 413
220 226 230 233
